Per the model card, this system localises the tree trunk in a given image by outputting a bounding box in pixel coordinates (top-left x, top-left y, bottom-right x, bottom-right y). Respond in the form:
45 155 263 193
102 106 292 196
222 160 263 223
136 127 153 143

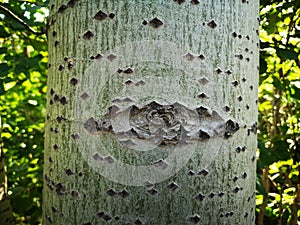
0 117 13 225
44 1 259 224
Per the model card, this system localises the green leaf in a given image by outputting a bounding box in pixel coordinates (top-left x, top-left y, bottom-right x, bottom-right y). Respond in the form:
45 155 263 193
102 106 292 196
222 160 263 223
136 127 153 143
259 56 268 75
291 85 300 99
0 63 10 77
0 25 10 38
276 48 299 60
0 79 5 95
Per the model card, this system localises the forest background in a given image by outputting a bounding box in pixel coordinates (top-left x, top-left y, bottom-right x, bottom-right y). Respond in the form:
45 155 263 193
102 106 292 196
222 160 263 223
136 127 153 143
0 0 299 224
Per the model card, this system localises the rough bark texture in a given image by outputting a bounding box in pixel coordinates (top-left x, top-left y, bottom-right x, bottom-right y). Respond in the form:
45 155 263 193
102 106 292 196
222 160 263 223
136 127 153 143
44 1 259 224
0 118 13 225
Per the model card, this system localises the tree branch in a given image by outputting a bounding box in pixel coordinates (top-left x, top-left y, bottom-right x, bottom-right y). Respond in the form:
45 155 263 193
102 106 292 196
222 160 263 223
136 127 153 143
0 4 43 35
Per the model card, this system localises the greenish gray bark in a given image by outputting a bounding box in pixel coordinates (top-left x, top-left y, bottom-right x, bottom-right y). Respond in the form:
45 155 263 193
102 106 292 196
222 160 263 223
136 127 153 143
44 1 259 224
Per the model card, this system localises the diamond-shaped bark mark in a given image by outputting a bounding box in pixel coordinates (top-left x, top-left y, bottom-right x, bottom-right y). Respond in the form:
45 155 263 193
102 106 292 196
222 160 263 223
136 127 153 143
197 93 209 99
149 17 164 28
106 188 118 197
198 169 209 176
118 189 129 198
71 133 80 140
188 170 195 176
92 153 103 161
84 117 98 134
199 130 210 140
94 10 108 21
152 159 169 169
124 80 134 86
135 80 146 86
65 169 74 176
144 181 154 187
58 5 67 13
147 188 158 195
188 214 201 223
223 106 230 112
167 182 179 191
96 212 104 218
104 156 115 164
67 0 79 7
107 54 117 61
102 214 112 221
196 106 210 117
60 96 68 105
215 68 222 74
95 54 103 60
123 68 134 74
198 77 209 85
174 0 185 4
224 119 239 138
207 20 217 28
191 0 200 4
70 77 79 86
71 190 80 198
198 54 205 60
82 30 94 40
80 92 89 100
225 69 232 75
184 52 195 61
135 219 143 225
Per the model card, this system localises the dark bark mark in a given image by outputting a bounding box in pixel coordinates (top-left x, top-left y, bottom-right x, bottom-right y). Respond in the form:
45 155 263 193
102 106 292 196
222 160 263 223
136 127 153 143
70 78 79 86
225 69 232 75
198 169 209 176
231 80 239 87
198 77 209 85
80 92 89 100
58 64 64 71
207 20 217 29
53 144 59 150
191 0 200 5
237 96 243 101
149 17 164 28
195 193 205 201
215 68 222 74
187 214 201 223
94 10 108 21
147 188 158 195
65 169 74 176
71 133 80 139
54 41 59 47
118 189 129 198
82 30 94 40
60 96 68 105
197 93 209 99
58 5 67 13
67 0 79 8
107 54 117 61
166 182 179 191
222 106 230 112
174 0 185 4
224 119 240 138
198 54 205 60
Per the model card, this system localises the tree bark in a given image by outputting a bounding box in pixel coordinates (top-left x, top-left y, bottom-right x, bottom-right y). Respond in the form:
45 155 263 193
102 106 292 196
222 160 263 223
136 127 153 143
0 117 13 225
44 1 259 224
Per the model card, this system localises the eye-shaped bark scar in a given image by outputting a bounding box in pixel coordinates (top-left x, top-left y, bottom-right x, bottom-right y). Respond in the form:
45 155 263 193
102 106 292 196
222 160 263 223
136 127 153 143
83 101 239 149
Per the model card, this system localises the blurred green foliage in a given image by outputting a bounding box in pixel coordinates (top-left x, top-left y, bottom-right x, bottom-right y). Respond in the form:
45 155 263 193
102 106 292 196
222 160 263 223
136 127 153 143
0 0 299 224
257 0 300 224
0 0 48 224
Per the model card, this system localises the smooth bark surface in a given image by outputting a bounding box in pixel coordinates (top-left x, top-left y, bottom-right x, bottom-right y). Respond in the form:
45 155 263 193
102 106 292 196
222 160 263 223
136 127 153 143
44 1 259 224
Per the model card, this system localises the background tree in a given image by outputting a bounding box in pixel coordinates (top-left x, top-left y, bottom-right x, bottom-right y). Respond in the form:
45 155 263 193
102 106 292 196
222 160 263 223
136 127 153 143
257 1 300 224
0 0 299 224
43 0 258 224
0 1 48 224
